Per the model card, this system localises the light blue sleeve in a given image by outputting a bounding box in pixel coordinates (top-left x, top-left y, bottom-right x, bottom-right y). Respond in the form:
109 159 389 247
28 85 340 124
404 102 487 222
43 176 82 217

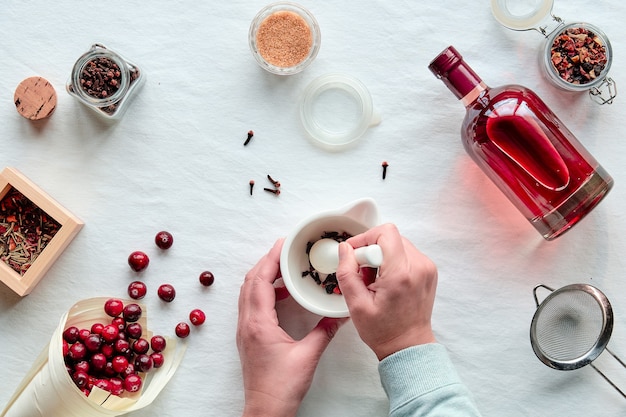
378 343 482 417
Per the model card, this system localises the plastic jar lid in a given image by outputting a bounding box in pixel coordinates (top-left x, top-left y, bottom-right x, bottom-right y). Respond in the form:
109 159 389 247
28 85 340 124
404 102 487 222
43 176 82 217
300 74 380 150
490 0 554 31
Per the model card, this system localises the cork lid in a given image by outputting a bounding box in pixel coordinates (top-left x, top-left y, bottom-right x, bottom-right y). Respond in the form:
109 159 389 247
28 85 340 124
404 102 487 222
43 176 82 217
14 76 57 120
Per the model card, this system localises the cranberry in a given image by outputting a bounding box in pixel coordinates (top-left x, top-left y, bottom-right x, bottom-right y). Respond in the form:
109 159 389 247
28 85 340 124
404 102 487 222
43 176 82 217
101 325 119 343
104 299 124 317
94 378 112 392
63 340 70 357
134 354 153 372
199 271 215 287
150 335 167 352
123 303 142 322
74 360 90 374
63 326 80 343
84 334 102 352
155 231 174 249
101 343 115 358
124 374 143 393
111 317 126 332
91 323 104 335
132 338 150 354
157 284 176 302
104 361 117 377
68 342 87 361
175 322 190 338
126 322 143 339
151 352 165 368
73 370 90 389
121 363 136 378
128 281 147 300
109 377 124 396
90 353 107 372
189 309 206 326
111 355 129 373
128 251 149 272
115 339 131 355
78 328 91 342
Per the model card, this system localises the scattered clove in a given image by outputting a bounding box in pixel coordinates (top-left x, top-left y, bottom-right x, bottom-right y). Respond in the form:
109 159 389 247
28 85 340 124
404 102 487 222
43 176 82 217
267 174 281 188
382 161 389 180
244 130 254 146
249 180 255 195
263 187 281 196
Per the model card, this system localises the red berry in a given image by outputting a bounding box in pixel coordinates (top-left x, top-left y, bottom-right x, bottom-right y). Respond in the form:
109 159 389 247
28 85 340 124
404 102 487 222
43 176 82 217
84 334 102 352
199 271 214 286
63 326 80 343
175 322 190 338
155 231 174 249
134 354 153 372
115 339 131 355
78 328 91 342
90 353 107 372
127 281 147 299
157 284 176 302
63 340 70 357
132 338 150 355
74 360 90 374
94 378 112 392
111 355 129 373
104 299 124 317
189 309 206 326
73 370 90 389
111 317 126 332
121 363 136 378
126 322 143 339
101 343 115 358
68 342 87 361
109 377 124 396
123 303 142 322
124 374 143 393
150 335 167 352
101 325 119 343
90 323 104 335
128 251 149 272
151 352 165 368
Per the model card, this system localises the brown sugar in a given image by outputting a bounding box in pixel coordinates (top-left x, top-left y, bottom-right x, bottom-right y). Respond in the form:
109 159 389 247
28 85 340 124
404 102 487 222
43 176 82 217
256 11 313 68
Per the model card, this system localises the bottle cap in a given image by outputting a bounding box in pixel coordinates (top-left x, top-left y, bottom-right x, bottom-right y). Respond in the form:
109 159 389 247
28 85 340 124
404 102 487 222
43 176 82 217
428 46 482 99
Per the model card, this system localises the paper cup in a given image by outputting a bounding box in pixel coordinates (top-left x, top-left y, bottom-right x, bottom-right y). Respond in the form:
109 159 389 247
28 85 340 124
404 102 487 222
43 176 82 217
1 298 186 417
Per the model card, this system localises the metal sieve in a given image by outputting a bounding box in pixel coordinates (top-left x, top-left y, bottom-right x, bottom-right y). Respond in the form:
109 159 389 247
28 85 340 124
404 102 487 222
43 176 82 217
530 284 626 398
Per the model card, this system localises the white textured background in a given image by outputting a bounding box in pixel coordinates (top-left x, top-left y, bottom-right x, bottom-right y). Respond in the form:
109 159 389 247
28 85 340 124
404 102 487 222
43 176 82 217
1 1 626 416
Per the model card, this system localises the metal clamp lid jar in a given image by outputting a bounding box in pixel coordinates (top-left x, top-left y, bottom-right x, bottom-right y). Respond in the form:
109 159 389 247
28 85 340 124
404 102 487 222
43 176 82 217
66 44 145 119
491 0 616 105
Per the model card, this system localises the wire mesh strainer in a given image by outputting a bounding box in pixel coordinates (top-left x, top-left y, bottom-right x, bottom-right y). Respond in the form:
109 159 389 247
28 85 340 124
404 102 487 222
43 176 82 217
531 284 626 398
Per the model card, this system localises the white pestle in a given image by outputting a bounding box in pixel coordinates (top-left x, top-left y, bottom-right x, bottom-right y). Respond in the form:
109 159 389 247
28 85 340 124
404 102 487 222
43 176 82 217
309 238 383 275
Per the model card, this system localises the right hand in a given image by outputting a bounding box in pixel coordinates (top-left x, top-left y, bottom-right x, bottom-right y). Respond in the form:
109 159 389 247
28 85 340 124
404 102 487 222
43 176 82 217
336 224 438 360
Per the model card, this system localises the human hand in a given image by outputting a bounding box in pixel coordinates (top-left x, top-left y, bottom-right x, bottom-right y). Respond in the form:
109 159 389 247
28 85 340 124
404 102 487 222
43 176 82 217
237 239 347 417
336 224 437 360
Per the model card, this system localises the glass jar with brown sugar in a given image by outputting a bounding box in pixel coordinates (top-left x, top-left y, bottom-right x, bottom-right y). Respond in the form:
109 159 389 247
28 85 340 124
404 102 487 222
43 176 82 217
249 2 321 75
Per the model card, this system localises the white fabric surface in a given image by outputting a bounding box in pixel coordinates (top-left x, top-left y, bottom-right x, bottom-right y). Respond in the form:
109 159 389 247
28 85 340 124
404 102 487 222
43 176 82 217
1 1 626 416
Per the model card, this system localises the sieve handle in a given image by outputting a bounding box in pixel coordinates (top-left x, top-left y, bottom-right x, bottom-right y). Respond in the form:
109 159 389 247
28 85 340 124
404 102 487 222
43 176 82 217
532 284 555 307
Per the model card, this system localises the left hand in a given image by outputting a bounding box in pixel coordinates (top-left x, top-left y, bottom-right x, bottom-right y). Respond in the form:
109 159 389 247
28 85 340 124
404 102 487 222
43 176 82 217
237 239 347 417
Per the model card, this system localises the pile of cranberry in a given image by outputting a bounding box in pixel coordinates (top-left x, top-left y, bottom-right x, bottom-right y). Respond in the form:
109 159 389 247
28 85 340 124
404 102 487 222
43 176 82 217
63 231 214 397
63 298 164 396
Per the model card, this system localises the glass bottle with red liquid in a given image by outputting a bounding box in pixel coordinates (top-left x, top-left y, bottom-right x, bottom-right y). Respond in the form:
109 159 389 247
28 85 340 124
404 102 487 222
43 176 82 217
428 46 613 240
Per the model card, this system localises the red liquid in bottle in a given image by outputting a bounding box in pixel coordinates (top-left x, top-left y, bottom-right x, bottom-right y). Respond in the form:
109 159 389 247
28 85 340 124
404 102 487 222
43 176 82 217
430 47 613 240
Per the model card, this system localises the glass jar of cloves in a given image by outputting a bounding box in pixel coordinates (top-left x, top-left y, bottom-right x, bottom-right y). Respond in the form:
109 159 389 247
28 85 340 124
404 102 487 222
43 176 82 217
66 44 145 119
491 0 616 105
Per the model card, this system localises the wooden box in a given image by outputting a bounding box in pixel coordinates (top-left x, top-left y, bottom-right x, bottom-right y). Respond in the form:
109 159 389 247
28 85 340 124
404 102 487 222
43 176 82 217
0 167 83 296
